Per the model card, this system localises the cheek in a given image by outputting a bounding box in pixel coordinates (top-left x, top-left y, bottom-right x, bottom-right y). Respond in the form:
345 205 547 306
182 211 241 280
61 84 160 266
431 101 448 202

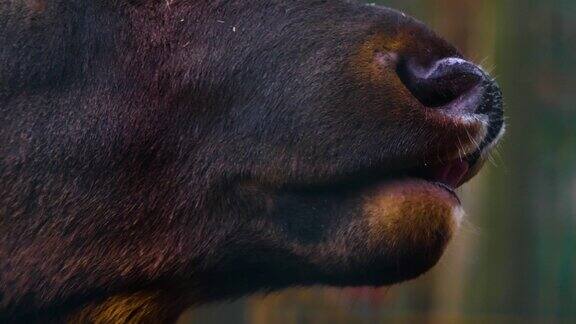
363 180 462 258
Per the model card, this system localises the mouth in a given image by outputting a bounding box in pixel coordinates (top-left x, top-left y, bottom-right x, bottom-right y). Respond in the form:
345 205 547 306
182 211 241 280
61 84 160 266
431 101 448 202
279 145 487 204
406 155 479 202
260 148 484 215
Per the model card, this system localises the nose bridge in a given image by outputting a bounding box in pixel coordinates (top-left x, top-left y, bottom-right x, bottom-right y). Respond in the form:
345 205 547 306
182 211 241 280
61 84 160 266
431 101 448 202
387 17 462 67
356 10 461 64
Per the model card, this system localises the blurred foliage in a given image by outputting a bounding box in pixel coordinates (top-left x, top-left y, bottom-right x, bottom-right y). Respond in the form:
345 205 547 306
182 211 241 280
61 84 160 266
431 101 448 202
181 0 576 323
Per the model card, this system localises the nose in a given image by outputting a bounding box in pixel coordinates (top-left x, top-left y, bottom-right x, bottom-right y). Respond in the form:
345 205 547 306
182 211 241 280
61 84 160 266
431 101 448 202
397 57 488 112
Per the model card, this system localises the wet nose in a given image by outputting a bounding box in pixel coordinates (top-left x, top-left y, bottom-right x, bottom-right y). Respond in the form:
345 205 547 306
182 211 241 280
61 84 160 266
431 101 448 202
397 57 487 111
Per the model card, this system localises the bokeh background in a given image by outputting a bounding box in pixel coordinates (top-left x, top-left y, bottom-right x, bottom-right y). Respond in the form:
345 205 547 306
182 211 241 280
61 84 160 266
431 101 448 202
180 0 576 322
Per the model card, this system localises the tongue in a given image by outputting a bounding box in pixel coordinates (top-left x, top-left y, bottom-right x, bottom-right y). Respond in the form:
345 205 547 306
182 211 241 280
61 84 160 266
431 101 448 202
427 160 470 188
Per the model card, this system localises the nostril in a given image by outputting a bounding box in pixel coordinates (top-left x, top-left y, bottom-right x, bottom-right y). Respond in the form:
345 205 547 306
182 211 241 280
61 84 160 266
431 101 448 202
397 57 485 108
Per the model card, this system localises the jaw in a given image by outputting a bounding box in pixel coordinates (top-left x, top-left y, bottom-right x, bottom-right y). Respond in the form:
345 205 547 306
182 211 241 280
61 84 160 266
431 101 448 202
226 109 504 290
262 176 463 287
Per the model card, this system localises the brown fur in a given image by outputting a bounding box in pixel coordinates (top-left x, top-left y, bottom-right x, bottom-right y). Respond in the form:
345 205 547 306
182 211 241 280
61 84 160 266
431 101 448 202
0 0 503 322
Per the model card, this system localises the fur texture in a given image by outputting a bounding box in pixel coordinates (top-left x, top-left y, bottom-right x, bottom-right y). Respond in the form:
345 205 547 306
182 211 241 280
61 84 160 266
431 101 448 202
0 0 503 322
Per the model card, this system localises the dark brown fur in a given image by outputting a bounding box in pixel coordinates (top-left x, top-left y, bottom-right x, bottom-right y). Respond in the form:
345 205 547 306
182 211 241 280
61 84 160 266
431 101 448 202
0 0 503 322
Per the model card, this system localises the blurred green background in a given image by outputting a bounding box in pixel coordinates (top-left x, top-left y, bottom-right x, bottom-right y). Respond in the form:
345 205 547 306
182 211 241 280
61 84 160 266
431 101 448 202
180 0 576 322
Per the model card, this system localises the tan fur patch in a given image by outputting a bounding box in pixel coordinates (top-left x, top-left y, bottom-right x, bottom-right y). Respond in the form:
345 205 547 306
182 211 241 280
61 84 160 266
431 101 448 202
350 34 408 84
25 0 46 13
68 291 168 324
363 180 459 253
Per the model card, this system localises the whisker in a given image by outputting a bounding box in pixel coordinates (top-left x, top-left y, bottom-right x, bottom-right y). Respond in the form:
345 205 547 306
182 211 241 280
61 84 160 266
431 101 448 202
464 125 481 153
456 136 465 162
459 217 482 236
486 150 498 167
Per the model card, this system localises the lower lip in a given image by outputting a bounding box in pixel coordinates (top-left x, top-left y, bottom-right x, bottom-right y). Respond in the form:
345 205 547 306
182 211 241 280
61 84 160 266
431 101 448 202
430 181 461 204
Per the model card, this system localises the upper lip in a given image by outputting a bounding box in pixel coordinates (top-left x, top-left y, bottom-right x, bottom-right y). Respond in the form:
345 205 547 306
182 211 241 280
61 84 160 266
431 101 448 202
410 158 474 190
272 151 485 203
